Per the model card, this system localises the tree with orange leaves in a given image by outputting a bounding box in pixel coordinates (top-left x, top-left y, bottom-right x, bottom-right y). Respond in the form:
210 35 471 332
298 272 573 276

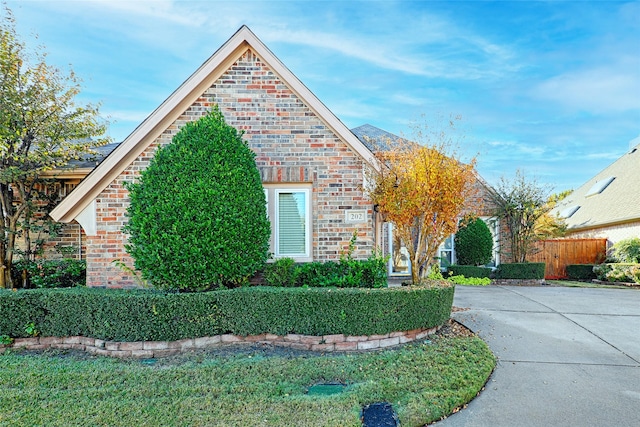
365 120 478 284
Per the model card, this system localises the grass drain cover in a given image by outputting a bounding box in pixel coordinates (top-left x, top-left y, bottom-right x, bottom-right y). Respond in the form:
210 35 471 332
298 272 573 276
361 402 399 427
306 383 347 396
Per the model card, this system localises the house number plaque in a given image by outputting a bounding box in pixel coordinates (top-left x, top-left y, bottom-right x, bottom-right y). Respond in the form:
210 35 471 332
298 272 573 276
345 210 367 223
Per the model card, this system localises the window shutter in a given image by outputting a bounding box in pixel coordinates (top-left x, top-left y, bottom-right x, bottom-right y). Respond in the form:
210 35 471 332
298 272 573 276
278 192 306 255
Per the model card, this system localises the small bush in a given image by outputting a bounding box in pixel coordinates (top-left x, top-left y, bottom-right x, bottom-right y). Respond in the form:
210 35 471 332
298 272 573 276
454 217 493 266
593 263 639 283
609 238 640 263
447 265 492 278
0 285 453 341
494 263 545 280
447 275 491 286
12 259 86 288
263 254 388 289
263 258 297 287
566 264 596 281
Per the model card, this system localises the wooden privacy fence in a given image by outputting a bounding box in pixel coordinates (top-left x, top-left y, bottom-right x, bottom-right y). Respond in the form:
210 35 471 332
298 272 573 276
529 238 608 279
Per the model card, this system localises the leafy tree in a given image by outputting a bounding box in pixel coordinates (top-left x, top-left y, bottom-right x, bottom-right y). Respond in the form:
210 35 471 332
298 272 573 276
488 170 556 263
124 108 271 291
609 237 640 263
534 190 570 240
454 217 493 266
0 7 109 288
365 118 477 284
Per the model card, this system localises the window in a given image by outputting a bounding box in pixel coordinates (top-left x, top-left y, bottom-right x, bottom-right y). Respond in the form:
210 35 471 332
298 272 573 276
586 176 615 197
264 185 312 261
438 235 455 270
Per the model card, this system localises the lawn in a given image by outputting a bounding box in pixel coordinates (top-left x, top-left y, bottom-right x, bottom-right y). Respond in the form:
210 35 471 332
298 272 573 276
0 335 494 427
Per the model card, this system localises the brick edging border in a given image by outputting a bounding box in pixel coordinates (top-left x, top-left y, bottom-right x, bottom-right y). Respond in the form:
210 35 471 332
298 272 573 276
0 326 441 359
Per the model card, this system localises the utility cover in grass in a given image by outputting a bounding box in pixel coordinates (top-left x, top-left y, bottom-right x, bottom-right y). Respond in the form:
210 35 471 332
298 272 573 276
361 402 399 427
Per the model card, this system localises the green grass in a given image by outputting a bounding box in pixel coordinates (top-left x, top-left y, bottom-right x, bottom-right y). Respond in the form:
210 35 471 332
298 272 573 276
0 336 494 427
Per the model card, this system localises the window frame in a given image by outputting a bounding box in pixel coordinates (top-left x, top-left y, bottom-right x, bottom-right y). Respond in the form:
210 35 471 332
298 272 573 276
264 184 312 262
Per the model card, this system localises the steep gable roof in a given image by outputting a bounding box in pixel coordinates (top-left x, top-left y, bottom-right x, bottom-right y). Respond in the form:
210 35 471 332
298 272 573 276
50 26 375 223
553 140 640 231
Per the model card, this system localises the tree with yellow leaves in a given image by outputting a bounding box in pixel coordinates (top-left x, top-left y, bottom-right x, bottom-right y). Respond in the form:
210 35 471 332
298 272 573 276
365 119 478 284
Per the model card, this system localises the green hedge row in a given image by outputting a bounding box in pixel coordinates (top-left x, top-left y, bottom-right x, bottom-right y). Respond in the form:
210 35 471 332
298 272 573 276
447 265 493 279
566 264 597 280
262 257 387 288
0 285 454 341
494 263 545 280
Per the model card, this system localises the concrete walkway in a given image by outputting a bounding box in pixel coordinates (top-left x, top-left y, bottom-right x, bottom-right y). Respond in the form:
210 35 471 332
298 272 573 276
436 285 640 427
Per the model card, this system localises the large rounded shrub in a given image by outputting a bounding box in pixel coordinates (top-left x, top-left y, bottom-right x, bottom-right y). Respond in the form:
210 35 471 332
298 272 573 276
454 217 493 266
124 108 270 291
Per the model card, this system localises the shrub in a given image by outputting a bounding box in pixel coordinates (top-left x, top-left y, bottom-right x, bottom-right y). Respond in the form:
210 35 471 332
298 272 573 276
593 263 639 283
124 108 270 291
494 263 545 280
263 258 297 287
565 264 596 281
609 238 640 263
12 259 86 288
0 286 453 341
447 275 491 286
264 254 388 289
454 217 493 266
447 265 492 278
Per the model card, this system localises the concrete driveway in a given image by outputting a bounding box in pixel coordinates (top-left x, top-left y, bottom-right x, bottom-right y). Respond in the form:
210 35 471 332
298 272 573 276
436 285 640 427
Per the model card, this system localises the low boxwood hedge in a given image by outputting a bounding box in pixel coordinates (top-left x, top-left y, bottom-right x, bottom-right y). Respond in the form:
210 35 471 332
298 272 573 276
447 265 493 279
494 263 545 280
566 264 597 281
0 285 454 342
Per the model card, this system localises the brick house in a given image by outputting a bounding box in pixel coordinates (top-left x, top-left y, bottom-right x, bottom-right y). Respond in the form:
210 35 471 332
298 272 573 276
49 26 498 288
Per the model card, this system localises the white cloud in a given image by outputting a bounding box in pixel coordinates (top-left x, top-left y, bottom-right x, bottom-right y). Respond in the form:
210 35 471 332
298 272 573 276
533 57 640 114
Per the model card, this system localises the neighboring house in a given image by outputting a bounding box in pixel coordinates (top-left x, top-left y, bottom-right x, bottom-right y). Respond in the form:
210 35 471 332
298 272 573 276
48 26 495 288
552 140 640 245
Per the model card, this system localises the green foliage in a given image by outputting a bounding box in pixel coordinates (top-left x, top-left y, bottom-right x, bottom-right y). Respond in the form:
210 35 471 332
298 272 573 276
12 259 86 288
0 6 110 288
489 170 554 263
24 321 39 337
124 108 270 291
565 264 596 281
593 263 640 283
494 262 545 280
609 238 640 263
447 275 491 286
447 265 492 278
263 257 298 287
263 254 388 288
454 217 493 266
0 285 453 341
0 334 13 345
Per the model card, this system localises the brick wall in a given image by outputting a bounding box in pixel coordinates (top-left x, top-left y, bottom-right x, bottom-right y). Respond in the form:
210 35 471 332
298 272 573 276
86 49 375 288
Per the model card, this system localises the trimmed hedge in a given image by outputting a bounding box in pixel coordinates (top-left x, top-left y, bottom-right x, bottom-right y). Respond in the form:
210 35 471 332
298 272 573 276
0 285 454 341
566 264 597 281
494 263 545 280
447 265 492 279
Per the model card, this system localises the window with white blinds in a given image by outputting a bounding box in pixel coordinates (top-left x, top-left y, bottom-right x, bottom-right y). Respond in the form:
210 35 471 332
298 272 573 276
264 185 312 261
277 191 307 256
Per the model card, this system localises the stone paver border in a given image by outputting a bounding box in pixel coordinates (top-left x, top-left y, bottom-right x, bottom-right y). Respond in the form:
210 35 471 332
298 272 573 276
1 326 440 358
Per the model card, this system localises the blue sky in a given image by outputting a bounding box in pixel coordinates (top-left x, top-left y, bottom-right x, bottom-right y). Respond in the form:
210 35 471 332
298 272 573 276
6 0 640 192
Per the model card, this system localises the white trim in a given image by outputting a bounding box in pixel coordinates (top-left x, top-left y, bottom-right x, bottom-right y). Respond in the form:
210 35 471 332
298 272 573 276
75 199 97 236
274 188 311 260
50 25 376 224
